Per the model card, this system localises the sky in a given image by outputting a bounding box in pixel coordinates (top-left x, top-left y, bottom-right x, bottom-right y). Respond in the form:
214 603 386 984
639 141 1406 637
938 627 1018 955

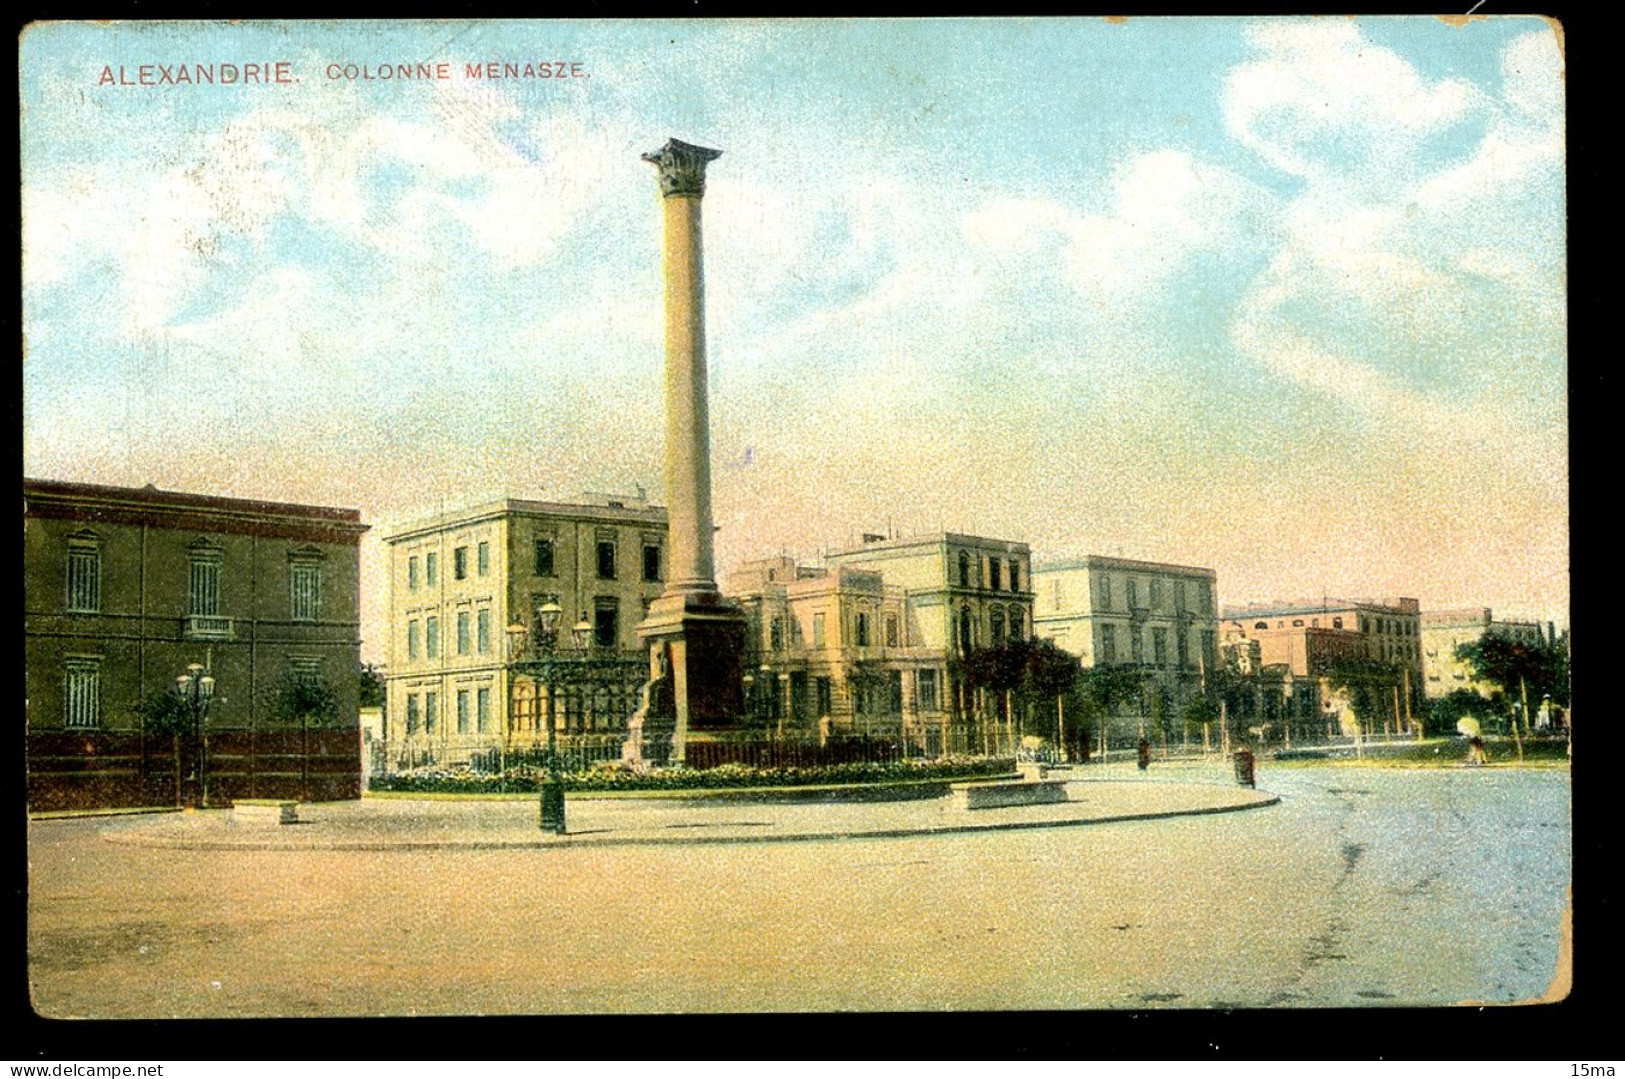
21 18 1569 660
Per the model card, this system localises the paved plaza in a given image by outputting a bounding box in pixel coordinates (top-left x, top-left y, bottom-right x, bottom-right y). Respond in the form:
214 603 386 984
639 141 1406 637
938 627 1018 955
94 771 1276 851
27 762 1571 1017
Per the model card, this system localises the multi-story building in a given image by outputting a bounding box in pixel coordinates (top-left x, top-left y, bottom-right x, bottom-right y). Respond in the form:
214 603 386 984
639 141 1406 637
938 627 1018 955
820 532 1034 754
727 556 955 754
380 492 667 770
1220 596 1424 736
24 478 368 811
1031 556 1219 742
1420 607 1547 699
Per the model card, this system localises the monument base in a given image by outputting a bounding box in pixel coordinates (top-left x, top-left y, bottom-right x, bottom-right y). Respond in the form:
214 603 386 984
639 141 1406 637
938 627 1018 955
621 592 748 770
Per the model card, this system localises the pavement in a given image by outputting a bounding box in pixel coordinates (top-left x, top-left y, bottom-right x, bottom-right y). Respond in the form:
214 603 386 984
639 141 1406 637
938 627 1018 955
96 768 1277 851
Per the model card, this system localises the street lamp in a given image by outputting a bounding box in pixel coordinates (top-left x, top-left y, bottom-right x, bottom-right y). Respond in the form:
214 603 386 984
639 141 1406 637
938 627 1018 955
176 662 216 807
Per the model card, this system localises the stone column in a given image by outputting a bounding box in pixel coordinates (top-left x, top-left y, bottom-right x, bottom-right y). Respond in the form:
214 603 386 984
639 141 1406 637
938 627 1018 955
624 138 747 770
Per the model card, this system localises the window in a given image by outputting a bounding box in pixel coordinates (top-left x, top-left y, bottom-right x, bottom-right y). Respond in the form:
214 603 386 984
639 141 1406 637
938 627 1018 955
66 535 101 613
1177 628 1189 667
958 551 971 588
594 600 619 649
1051 580 1063 609
407 619 420 660
425 691 438 734
1175 581 1186 613
888 670 904 714
918 668 940 712
1202 630 1216 669
597 540 617 580
958 608 973 654
1292 619 1304 628
815 677 833 717
643 544 661 583
454 546 468 580
856 612 870 647
290 655 322 685
885 613 899 648
456 611 471 655
290 555 322 622
477 609 491 654
425 552 438 586
1150 580 1163 610
1131 626 1145 663
813 612 827 649
63 658 101 729
770 617 784 651
1009 559 1020 593
989 558 1002 591
1101 624 1117 663
534 538 555 577
477 541 490 576
457 689 470 734
1008 608 1023 640
1126 579 1138 609
406 694 421 735
188 544 222 616
408 556 420 591
426 616 440 658
1099 575 1112 610
990 610 1005 644
1333 617 1343 629
1254 621 1269 631
477 687 491 733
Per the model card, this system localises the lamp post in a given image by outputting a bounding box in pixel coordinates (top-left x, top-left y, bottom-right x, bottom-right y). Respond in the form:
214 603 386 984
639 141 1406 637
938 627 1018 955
176 662 216 807
507 602 596 834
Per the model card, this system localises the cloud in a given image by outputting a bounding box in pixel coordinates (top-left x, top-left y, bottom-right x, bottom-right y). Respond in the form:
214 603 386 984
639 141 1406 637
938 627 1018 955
1223 20 1483 186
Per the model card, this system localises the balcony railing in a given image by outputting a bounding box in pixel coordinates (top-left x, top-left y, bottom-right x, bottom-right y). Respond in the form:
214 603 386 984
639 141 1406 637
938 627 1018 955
183 615 235 640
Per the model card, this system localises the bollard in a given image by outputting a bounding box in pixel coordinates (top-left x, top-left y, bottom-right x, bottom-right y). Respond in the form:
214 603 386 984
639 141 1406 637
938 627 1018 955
1233 748 1256 789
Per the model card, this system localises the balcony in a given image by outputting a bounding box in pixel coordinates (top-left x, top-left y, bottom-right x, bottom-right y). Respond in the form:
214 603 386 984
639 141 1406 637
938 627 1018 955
183 615 235 641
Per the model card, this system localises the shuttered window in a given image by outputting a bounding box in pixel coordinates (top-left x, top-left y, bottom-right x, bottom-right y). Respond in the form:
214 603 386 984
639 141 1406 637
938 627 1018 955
64 659 101 729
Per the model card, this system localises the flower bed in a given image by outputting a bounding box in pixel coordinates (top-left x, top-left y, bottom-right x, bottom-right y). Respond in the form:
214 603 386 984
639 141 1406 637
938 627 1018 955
369 756 1013 795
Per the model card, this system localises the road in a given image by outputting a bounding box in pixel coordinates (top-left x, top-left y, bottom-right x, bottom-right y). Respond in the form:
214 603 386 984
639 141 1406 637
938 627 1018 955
27 763 1570 1016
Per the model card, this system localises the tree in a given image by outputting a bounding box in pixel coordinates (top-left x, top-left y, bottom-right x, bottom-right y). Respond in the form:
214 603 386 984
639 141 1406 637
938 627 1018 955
1426 688 1498 738
136 688 195 807
1322 656 1402 734
272 672 341 727
358 663 385 711
1454 635 1570 711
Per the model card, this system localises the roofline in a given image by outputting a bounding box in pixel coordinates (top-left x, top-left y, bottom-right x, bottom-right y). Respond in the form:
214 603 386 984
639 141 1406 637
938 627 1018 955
827 532 1031 558
24 477 364 524
1222 597 1420 619
1033 555 1216 578
383 496 668 542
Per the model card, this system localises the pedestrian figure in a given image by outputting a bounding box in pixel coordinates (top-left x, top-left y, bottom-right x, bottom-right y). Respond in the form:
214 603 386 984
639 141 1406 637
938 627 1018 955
1467 734 1489 766
1137 737 1151 771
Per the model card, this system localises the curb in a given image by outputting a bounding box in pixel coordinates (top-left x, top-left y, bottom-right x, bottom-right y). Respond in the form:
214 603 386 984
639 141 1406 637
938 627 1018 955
98 790 1279 852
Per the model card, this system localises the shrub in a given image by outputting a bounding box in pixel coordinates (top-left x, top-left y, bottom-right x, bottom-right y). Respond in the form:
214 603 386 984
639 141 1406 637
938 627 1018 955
369 755 1012 794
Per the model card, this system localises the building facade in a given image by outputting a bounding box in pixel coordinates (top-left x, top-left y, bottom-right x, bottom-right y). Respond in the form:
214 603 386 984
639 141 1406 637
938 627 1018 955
1220 596 1424 737
1420 607 1547 700
727 556 956 754
24 479 368 811
821 532 1034 754
380 493 667 770
1032 556 1219 743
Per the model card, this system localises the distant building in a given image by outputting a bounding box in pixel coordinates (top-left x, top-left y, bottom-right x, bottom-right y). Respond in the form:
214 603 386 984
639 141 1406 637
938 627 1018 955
380 493 667 770
24 478 368 811
727 556 954 754
811 532 1036 754
1032 556 1219 743
1221 596 1423 736
1420 607 1547 700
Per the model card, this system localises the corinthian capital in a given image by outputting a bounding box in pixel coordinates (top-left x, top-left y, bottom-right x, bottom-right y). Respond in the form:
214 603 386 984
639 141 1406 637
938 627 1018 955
642 138 723 198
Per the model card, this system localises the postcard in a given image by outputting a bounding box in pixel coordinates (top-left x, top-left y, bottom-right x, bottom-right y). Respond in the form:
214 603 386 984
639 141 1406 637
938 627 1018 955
22 17 1570 1021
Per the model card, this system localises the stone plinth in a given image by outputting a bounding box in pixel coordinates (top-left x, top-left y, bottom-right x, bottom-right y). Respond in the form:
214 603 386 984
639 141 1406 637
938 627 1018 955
951 780 1069 811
